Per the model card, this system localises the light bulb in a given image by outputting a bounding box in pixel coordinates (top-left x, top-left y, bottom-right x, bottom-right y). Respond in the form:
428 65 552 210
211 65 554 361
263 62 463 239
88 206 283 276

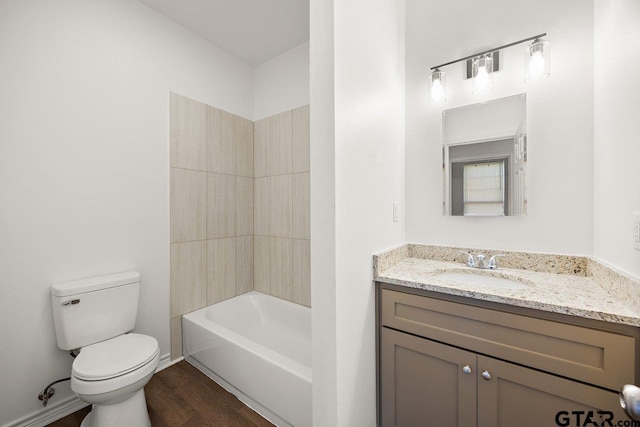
472 55 492 94
431 78 444 102
528 51 545 77
525 38 550 81
429 69 446 103
475 66 489 91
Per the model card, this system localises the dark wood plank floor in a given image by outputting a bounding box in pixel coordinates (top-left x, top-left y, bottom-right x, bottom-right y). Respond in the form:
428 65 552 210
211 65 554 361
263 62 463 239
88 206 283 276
47 361 274 427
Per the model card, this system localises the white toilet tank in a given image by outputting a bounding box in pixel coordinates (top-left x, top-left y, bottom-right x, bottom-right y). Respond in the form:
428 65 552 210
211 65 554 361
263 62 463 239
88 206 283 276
51 271 141 350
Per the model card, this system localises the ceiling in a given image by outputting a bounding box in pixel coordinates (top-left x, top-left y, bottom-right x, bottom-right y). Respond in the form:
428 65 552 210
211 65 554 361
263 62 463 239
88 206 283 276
139 0 309 67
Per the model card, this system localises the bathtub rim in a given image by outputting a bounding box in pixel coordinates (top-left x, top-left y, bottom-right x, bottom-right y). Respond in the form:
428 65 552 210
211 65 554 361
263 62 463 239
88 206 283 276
181 291 312 383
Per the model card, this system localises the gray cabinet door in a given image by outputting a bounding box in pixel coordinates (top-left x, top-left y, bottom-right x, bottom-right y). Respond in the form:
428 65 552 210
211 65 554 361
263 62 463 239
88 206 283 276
380 327 476 427
477 355 628 427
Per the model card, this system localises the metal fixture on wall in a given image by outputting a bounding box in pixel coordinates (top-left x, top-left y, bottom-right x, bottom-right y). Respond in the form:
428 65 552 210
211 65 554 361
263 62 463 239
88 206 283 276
471 54 494 94
428 68 446 103
428 33 549 103
525 37 550 81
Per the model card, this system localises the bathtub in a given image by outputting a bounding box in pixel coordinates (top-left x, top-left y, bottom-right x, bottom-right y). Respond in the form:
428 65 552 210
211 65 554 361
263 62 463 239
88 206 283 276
182 291 311 427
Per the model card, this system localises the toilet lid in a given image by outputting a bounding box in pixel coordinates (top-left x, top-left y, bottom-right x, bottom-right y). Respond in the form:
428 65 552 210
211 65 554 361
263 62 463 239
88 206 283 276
73 333 159 381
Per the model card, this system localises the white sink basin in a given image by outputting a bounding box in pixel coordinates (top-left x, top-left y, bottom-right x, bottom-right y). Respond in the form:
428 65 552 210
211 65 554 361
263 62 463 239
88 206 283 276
437 272 530 290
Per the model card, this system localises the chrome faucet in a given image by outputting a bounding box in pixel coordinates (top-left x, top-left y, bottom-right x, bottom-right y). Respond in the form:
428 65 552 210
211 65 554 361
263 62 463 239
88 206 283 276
487 254 506 270
459 251 505 270
459 251 476 268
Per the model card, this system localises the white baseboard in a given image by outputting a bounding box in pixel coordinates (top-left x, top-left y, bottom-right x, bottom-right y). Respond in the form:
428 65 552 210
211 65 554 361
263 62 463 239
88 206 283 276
157 354 183 372
3 353 174 427
1 395 88 427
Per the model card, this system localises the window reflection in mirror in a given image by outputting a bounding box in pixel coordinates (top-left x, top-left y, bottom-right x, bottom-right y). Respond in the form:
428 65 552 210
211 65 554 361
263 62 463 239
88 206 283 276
443 94 526 216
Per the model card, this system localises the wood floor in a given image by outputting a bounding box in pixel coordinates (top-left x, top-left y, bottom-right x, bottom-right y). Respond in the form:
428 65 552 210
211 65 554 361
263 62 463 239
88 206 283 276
46 360 275 427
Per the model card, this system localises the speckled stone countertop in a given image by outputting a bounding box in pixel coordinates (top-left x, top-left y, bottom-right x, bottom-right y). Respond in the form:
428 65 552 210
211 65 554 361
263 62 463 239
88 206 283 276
374 244 640 327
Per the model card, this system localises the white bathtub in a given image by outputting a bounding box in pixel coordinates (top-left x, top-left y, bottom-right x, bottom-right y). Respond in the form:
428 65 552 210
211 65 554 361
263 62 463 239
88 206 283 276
182 291 312 427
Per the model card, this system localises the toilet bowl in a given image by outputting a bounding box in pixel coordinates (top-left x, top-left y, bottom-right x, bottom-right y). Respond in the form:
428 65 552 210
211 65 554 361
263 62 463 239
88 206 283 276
71 333 160 427
51 272 159 427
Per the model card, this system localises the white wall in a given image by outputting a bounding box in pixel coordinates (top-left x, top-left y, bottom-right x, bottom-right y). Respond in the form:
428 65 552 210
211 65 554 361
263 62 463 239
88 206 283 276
593 0 640 277
443 94 525 144
310 0 337 423
253 41 310 120
311 0 405 425
406 0 594 255
0 0 253 425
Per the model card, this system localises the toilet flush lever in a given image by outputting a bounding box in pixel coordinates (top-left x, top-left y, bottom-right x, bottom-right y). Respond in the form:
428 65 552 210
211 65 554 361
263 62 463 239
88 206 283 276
61 299 80 306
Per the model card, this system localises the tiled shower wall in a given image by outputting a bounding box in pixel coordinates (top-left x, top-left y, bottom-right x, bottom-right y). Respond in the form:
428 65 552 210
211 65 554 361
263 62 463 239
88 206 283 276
169 93 310 359
254 106 311 306
169 93 254 359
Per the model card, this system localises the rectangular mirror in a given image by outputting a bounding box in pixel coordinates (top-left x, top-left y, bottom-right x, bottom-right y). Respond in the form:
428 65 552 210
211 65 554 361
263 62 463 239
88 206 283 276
443 94 527 216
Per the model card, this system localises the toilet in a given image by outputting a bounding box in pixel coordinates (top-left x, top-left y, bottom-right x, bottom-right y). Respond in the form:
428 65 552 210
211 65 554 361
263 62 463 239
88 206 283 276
51 271 159 427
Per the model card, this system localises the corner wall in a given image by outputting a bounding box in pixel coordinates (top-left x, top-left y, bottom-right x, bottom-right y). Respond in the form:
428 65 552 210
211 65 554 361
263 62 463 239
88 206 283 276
593 0 640 277
0 1 253 425
253 41 310 121
310 0 338 424
311 0 406 425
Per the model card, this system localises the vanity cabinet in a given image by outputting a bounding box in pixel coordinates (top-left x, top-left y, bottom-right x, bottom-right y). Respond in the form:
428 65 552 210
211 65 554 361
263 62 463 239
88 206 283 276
381 327 476 426
378 286 637 427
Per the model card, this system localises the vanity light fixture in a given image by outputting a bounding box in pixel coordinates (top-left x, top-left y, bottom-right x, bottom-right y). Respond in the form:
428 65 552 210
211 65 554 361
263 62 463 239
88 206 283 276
525 37 550 81
471 54 493 94
429 33 548 100
429 68 446 103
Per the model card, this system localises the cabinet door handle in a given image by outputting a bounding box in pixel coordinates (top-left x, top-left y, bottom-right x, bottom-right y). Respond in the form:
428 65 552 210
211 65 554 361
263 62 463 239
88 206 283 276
462 365 472 375
481 370 492 381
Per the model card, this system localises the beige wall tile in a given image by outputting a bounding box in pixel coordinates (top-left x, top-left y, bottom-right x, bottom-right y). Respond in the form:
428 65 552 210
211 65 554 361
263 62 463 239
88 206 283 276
170 93 207 171
270 174 293 238
170 241 206 317
207 173 235 238
207 238 236 304
255 111 293 177
170 168 206 243
269 111 293 176
254 177 271 236
170 316 183 360
254 235 271 293
292 239 311 307
292 105 310 173
254 118 269 178
235 176 253 236
235 116 254 178
270 237 293 301
206 106 236 175
292 172 310 239
171 102 312 317
235 236 253 295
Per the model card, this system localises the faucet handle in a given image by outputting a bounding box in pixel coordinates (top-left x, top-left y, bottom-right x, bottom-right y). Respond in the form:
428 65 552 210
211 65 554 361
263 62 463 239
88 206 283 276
488 254 506 270
458 251 475 268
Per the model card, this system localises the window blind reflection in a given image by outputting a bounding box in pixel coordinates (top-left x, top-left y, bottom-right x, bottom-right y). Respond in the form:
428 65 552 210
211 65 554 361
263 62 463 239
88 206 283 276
463 161 505 216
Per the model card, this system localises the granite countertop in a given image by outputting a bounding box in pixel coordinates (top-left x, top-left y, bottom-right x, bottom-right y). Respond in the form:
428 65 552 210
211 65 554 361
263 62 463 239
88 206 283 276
374 244 640 327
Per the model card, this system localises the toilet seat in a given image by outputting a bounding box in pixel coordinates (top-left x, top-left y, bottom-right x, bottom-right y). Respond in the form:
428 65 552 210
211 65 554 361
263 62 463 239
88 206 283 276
73 333 159 381
71 333 159 398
